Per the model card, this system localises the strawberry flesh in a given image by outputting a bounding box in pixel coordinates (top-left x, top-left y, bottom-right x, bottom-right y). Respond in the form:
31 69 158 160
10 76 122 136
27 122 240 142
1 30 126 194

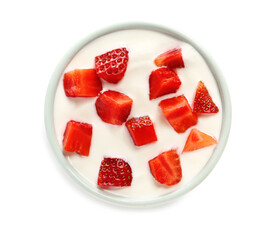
148 149 182 186
193 81 219 113
95 90 133 125
97 158 132 187
159 95 198 133
125 115 158 146
63 69 102 97
154 48 185 69
95 48 129 84
63 120 92 156
149 67 181 100
182 128 217 152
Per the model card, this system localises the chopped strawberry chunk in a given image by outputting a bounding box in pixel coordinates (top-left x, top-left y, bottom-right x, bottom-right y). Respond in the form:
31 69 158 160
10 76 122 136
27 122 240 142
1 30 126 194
193 81 219 113
97 158 132 187
125 115 158 146
182 128 217 152
148 149 182 186
159 95 198 133
95 90 133 125
63 120 92 156
149 67 181 100
63 69 102 97
154 48 185 69
95 48 129 84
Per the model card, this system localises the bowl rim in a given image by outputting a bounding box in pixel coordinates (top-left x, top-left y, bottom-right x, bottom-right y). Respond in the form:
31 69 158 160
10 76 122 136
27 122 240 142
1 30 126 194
44 22 232 207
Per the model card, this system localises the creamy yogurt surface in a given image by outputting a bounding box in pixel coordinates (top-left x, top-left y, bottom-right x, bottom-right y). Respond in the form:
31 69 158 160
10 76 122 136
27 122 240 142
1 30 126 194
53 29 222 199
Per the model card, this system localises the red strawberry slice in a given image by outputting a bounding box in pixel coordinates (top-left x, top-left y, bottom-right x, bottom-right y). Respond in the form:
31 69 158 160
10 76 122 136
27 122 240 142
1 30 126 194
154 48 185 69
125 115 158 146
95 90 133 125
148 149 182 186
193 81 219 113
149 67 181 100
159 95 198 133
63 120 92 156
63 69 102 97
95 48 129 84
97 158 132 187
182 128 217 152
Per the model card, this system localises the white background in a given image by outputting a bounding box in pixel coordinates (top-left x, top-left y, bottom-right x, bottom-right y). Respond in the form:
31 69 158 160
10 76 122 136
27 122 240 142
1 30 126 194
1 0 269 239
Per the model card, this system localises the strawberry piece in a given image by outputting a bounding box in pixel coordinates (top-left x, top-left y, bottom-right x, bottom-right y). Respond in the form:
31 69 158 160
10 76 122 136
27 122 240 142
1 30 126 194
148 149 182 186
182 128 217 152
95 90 133 125
154 48 185 69
159 95 198 133
63 120 92 156
63 69 102 97
97 158 132 187
125 116 158 146
193 81 219 113
95 48 129 84
149 67 181 100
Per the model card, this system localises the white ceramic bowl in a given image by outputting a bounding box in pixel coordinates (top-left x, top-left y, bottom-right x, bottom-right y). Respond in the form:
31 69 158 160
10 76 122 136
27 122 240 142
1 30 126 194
44 23 231 207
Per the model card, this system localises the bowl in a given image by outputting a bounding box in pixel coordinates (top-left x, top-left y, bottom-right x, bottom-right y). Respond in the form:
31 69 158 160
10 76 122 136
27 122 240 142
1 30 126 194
44 23 231 207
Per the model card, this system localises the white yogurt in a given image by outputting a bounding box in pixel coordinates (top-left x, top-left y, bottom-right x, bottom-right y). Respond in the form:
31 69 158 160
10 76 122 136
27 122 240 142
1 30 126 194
53 29 223 199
